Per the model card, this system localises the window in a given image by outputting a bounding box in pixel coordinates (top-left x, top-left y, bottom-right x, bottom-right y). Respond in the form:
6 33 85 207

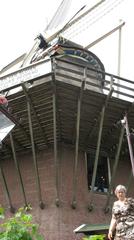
87 153 110 193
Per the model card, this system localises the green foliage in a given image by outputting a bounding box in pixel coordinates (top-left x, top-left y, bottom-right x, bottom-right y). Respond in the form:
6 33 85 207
0 206 5 219
82 234 106 240
0 207 44 240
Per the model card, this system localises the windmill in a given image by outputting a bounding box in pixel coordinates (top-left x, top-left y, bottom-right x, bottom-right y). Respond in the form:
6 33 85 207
0 0 133 216
20 0 134 202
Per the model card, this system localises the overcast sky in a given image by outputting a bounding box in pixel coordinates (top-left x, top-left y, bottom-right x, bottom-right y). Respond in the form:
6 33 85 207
0 0 134 81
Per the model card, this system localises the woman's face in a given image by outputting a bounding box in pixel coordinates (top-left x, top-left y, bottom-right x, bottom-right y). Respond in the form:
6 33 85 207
116 190 126 201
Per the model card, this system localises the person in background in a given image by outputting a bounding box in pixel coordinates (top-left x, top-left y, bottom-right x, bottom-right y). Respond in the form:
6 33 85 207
96 176 105 192
108 184 134 240
0 94 8 108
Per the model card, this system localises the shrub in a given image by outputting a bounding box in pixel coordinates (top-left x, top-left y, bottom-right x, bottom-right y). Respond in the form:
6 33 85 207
0 206 44 240
82 234 106 240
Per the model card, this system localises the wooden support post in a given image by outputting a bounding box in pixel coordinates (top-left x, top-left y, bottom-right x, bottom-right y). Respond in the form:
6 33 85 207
104 126 124 213
26 98 45 209
117 21 123 97
85 152 88 180
88 105 105 211
126 171 133 194
0 164 15 213
88 83 114 211
22 83 49 146
52 59 60 207
71 68 86 209
123 114 134 176
107 157 111 184
10 133 28 207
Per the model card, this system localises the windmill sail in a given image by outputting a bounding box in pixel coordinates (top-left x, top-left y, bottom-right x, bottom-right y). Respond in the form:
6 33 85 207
45 0 72 31
22 0 124 67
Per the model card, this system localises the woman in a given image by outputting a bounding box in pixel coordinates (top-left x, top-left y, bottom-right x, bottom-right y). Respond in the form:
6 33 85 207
108 184 134 240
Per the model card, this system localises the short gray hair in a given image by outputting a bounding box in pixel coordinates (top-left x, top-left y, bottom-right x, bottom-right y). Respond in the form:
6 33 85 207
115 185 126 195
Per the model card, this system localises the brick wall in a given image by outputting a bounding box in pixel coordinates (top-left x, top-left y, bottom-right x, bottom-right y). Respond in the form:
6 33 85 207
0 144 134 240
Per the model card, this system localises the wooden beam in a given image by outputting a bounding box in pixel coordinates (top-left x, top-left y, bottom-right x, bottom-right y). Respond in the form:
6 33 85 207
85 76 114 147
22 82 49 146
126 171 133 194
52 58 60 206
104 126 124 213
72 68 86 209
10 133 28 207
88 82 114 211
26 98 45 209
0 162 15 213
123 114 134 176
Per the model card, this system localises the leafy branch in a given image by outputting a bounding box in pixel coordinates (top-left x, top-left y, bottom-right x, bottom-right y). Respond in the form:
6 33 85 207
0 206 44 240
